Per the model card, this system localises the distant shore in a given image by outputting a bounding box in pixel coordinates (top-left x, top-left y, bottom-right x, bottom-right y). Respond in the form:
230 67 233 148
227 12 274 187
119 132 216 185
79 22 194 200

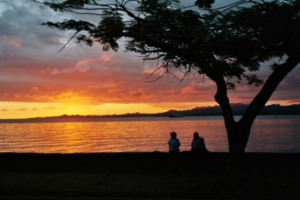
1 114 300 124
1 103 300 123
0 152 299 199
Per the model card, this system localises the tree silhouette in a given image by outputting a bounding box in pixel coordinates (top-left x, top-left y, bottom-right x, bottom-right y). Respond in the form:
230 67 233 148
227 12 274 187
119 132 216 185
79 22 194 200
36 0 300 161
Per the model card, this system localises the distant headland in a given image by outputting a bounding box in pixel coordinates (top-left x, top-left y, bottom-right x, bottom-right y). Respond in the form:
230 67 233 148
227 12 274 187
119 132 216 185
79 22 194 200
1 104 300 123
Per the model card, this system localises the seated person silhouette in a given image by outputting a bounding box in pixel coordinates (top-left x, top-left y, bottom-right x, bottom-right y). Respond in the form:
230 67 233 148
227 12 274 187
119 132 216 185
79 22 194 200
191 132 208 153
168 132 180 153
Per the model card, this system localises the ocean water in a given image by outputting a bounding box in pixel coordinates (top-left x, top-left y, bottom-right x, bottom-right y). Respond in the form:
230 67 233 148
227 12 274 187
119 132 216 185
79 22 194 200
0 115 299 153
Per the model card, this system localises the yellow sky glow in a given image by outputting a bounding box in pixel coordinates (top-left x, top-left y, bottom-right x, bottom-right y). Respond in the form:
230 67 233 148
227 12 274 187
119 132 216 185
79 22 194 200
0 101 217 119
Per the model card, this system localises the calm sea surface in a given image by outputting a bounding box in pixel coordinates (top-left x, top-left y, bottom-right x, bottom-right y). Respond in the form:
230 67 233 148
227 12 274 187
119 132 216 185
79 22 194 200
0 115 299 153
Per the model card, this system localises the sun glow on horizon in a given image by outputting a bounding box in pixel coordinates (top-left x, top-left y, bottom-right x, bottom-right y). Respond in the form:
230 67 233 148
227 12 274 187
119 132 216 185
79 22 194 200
1 99 299 119
0 101 217 119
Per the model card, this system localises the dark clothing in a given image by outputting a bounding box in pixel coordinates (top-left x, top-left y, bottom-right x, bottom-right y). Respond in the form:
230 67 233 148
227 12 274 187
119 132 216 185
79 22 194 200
169 138 180 153
191 136 208 153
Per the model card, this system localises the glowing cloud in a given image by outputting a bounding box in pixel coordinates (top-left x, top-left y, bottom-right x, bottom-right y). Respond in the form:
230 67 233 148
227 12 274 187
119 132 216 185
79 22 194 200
0 35 23 47
0 0 299 119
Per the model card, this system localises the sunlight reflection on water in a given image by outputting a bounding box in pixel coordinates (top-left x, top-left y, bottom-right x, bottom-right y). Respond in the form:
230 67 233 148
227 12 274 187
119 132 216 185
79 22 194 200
0 116 299 153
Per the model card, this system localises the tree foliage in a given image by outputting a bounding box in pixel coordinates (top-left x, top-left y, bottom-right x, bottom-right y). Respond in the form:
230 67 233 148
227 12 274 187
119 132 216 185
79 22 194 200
36 0 300 155
37 0 299 88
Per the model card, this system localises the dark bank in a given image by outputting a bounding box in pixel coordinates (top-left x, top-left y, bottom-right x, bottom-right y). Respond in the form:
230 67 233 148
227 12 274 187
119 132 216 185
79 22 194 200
0 152 299 199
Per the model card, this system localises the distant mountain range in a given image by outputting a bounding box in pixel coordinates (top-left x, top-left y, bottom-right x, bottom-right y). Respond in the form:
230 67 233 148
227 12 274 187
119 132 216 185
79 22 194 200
1 104 300 123
160 103 300 117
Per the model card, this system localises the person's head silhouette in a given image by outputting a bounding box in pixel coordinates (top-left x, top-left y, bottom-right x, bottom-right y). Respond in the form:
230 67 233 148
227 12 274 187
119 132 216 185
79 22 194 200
170 132 177 139
193 132 199 139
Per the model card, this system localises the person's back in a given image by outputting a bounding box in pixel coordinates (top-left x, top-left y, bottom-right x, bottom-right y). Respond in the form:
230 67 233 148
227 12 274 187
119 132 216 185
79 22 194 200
191 132 208 153
191 137 201 149
168 132 180 153
198 137 206 150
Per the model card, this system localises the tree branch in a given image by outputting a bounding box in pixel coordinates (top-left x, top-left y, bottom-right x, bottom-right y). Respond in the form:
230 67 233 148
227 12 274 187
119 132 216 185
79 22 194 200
213 75 236 127
116 2 142 22
67 10 104 16
57 30 80 53
240 56 300 127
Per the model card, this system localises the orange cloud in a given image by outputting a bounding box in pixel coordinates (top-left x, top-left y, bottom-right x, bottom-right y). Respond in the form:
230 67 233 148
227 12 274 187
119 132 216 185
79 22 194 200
0 34 23 47
100 54 112 62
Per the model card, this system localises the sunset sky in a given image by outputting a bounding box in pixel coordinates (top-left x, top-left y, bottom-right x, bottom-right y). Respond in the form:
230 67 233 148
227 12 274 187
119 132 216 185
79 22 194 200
0 0 299 119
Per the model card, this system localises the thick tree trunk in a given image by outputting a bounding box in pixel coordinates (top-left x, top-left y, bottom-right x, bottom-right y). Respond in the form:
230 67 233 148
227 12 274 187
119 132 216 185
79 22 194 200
204 55 299 167
225 121 251 168
229 56 299 162
211 56 299 164
227 124 248 156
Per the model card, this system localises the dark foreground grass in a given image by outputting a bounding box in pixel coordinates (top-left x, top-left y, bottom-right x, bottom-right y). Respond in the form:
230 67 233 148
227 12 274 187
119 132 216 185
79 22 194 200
0 152 299 199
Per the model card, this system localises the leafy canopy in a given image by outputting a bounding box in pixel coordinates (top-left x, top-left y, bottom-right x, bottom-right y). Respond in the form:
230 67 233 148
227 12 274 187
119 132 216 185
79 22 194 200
38 0 300 88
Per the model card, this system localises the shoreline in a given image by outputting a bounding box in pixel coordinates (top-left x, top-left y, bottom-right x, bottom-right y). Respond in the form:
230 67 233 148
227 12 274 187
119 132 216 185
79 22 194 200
1 152 299 198
1 114 300 124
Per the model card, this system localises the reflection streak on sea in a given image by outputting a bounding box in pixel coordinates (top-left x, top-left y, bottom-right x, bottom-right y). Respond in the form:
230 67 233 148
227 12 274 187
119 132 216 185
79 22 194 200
0 116 299 153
